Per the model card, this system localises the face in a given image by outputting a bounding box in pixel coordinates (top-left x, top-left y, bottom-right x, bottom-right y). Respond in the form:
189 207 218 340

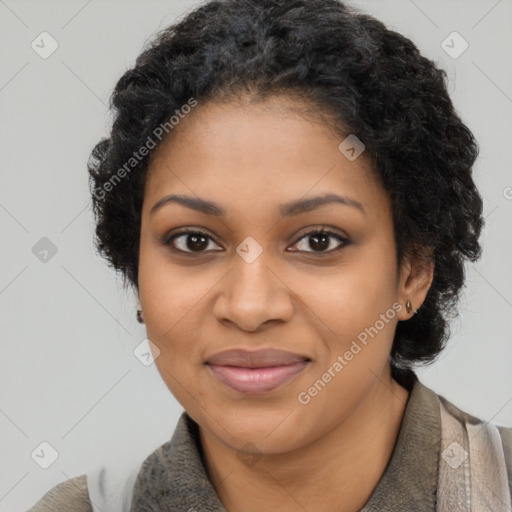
138 94 422 455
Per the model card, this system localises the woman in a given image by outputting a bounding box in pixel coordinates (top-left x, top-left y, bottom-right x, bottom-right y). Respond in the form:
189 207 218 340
29 0 511 510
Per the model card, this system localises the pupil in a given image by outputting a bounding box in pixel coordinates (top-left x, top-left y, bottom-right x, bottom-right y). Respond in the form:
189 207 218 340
187 233 208 251
310 232 329 251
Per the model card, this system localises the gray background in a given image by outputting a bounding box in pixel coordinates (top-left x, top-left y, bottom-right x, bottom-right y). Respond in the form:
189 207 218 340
0 0 511 510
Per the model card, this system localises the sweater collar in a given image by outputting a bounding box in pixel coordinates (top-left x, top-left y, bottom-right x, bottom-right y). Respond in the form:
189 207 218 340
130 371 440 511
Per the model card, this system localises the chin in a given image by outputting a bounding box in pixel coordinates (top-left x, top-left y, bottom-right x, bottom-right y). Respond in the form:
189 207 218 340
201 402 308 451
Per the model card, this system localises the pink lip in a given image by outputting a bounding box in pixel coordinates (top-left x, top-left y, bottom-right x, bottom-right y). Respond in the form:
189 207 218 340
206 348 310 394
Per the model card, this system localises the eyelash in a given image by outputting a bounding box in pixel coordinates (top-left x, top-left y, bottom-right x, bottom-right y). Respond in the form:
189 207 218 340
161 227 350 255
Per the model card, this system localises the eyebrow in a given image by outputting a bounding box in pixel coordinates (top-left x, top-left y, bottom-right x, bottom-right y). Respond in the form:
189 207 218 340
150 193 366 217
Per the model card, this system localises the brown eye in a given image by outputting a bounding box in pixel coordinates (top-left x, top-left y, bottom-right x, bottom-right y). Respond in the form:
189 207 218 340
163 230 223 253
289 229 350 254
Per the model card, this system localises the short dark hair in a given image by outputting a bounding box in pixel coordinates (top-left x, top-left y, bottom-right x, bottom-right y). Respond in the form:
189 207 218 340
88 0 484 374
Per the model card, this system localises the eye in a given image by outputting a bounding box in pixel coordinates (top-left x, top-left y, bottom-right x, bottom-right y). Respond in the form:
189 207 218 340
288 229 350 254
162 229 223 254
162 227 350 255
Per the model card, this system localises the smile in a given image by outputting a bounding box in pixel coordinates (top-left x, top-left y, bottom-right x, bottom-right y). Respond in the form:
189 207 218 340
205 346 312 394
207 362 310 394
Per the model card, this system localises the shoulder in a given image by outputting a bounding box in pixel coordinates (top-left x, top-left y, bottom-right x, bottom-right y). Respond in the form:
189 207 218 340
27 440 169 512
437 388 512 453
433 386 512 494
27 474 93 512
498 423 512 451
498 424 512 489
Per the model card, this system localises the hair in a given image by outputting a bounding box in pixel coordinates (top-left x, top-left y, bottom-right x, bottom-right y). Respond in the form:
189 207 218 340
88 0 484 374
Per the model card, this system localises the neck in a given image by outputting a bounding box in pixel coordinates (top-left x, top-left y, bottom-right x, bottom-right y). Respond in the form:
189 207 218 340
199 367 410 512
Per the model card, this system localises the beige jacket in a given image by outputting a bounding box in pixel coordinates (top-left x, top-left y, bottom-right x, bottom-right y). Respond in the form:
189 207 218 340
27 371 512 511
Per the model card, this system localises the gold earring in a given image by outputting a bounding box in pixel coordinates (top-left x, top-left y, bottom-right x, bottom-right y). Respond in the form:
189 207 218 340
406 300 413 314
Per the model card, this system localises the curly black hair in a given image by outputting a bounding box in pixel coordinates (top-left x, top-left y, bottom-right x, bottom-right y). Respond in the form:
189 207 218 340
88 0 484 374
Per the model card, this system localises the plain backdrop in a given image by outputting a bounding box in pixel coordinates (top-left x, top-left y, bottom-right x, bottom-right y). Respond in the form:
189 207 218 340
0 0 511 510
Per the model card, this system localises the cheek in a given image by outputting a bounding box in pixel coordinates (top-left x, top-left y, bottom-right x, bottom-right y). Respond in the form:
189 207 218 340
139 264 212 409
138 239 212 332
137 255 215 397
299 250 398 340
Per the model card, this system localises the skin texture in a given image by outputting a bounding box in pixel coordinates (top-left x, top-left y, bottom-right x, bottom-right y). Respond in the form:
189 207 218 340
138 94 434 512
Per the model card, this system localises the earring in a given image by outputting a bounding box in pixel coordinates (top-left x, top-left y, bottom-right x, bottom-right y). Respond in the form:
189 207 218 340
406 300 418 315
136 309 144 324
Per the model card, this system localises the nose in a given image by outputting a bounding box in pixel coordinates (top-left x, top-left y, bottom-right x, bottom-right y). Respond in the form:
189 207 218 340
213 253 294 332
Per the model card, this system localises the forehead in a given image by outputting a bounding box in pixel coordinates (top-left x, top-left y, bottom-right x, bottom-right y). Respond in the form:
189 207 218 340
143 94 387 219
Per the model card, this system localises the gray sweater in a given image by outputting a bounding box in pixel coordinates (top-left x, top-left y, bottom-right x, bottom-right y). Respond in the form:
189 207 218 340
28 371 512 511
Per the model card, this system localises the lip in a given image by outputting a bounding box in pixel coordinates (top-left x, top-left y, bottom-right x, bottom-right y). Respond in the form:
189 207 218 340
205 348 311 394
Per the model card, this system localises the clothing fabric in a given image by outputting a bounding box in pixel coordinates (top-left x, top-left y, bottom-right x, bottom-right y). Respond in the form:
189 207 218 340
27 370 512 511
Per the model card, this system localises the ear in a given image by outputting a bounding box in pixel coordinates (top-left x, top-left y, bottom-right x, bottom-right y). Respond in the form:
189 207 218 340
396 245 434 321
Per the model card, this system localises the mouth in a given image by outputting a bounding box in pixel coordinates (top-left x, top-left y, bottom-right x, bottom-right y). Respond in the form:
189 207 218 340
205 348 311 394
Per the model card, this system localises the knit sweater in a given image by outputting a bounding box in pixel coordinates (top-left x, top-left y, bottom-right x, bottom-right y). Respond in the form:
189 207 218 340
27 371 512 511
